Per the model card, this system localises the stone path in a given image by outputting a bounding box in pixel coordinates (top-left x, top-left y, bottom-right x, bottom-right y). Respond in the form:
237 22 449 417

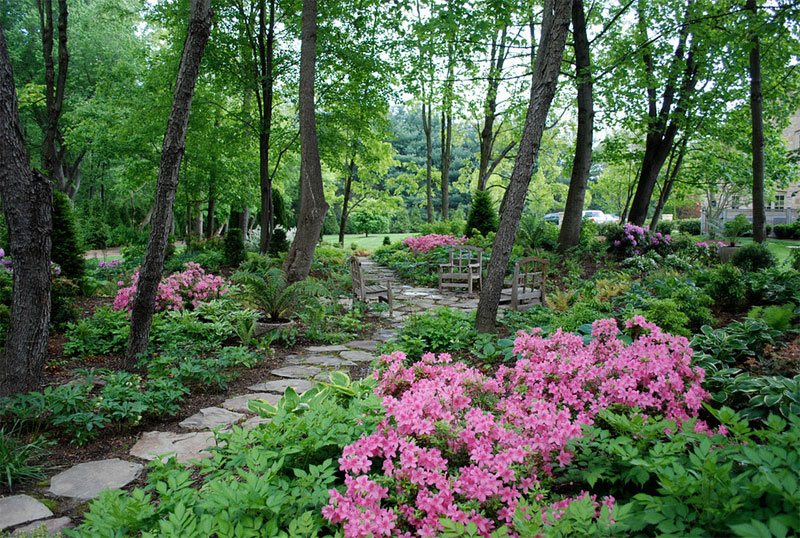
0 258 487 535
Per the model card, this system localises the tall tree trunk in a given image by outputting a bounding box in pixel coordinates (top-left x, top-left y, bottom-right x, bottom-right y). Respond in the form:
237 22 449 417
258 0 276 254
0 27 54 396
748 0 765 243
478 27 507 191
38 0 69 188
650 135 687 229
126 0 212 362
558 0 593 252
284 0 328 283
206 164 216 239
476 0 573 333
338 155 356 245
422 102 434 223
440 46 453 220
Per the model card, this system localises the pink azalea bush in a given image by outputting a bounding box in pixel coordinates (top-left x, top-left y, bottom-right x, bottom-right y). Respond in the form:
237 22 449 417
113 262 228 312
323 317 708 537
402 234 466 254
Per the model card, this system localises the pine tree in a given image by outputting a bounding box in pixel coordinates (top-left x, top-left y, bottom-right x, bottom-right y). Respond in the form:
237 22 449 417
465 190 498 237
52 191 85 282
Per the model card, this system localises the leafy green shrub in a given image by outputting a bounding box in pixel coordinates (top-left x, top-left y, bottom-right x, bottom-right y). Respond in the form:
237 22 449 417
791 249 800 271
744 267 800 305
268 227 290 255
773 223 798 240
517 213 558 253
674 218 701 235
224 227 246 267
52 191 86 282
464 189 498 238
643 275 715 331
731 243 775 272
654 221 673 235
632 298 691 337
747 303 795 331
704 264 747 311
234 268 322 321
725 214 752 240
382 235 391 246
691 318 780 367
418 219 466 237
389 307 477 360
63 307 129 357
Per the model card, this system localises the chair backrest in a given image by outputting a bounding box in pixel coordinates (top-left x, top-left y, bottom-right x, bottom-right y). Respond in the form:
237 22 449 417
350 256 365 300
446 245 483 272
513 256 547 293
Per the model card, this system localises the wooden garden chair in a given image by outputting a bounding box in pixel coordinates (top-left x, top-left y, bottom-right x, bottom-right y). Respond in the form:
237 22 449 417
499 257 547 310
350 256 393 314
438 246 483 293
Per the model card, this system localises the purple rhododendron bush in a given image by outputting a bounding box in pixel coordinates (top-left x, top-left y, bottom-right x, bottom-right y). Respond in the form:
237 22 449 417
113 261 228 312
323 317 710 537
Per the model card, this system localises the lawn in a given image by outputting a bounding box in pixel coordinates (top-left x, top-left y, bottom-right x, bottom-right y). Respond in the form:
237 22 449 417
322 232 414 252
736 238 800 263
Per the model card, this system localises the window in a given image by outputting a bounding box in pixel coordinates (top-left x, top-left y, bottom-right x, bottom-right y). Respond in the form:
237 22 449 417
775 195 785 211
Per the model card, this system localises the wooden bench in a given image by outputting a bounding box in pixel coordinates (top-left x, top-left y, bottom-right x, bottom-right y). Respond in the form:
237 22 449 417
500 257 547 310
438 246 483 293
350 256 393 314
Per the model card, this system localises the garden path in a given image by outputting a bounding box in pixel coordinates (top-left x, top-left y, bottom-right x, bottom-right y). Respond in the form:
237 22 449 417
0 258 487 535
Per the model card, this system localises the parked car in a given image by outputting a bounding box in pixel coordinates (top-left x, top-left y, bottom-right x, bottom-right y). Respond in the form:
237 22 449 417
582 210 616 224
543 212 563 224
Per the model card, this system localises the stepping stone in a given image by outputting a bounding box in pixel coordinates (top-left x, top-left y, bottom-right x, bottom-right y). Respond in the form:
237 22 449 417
179 407 244 430
48 458 142 501
373 330 397 341
130 431 215 463
271 365 321 379
0 495 54 531
11 517 72 537
222 393 281 413
298 355 356 367
248 378 315 394
344 340 379 351
340 350 375 363
305 344 349 353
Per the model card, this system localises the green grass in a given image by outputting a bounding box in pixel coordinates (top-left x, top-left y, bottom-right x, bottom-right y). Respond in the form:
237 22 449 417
322 233 414 252
736 238 800 263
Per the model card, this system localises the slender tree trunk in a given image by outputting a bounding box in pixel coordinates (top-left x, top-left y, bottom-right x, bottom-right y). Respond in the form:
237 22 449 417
126 0 212 363
558 0 593 252
440 50 453 220
650 136 687 229
476 0 573 333
284 0 328 283
258 0 276 254
0 27 54 396
206 161 216 239
422 102 434 223
478 27 507 191
38 0 69 188
338 155 356 245
748 0 765 243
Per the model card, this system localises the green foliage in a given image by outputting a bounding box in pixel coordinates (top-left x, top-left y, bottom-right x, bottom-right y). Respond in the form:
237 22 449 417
561 409 800 537
52 191 86 282
72 378 383 538
704 264 748 311
725 215 752 240
745 268 800 306
387 307 477 360
747 304 796 332
630 298 691 337
351 208 390 237
382 235 391 246
0 425 51 492
223 227 245 267
517 213 559 253
732 243 776 272
63 306 129 357
268 227 290 255
675 219 701 235
464 190 498 238
234 268 323 321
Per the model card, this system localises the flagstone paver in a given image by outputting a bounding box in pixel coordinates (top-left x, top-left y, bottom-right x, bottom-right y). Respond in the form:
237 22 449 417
270 365 322 378
222 393 282 413
298 355 356 367
0 495 54 531
10 516 72 537
48 458 143 500
305 344 350 353
179 407 244 430
343 340 379 351
340 350 375 363
130 431 215 463
247 378 315 393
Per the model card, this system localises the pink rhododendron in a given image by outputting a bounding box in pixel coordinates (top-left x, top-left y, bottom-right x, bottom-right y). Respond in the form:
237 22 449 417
113 262 227 312
324 317 709 537
402 234 466 254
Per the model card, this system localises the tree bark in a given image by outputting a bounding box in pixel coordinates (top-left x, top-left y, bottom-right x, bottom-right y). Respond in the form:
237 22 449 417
126 0 212 362
440 49 453 220
0 27 54 396
650 135 687 229
338 155 356 245
558 0 593 252
422 102 434 223
38 0 69 188
476 0 573 333
258 0 276 254
748 0 765 243
283 0 328 283
478 27 507 191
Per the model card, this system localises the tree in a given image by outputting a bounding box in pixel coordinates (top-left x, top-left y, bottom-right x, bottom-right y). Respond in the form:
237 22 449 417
465 189 498 237
0 25 53 395
557 0 592 251
51 190 85 281
126 0 212 362
747 0 765 243
283 0 327 283
476 0 573 333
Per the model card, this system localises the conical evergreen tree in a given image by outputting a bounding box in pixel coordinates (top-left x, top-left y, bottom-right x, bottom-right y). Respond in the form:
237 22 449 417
464 189 498 238
52 191 85 282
